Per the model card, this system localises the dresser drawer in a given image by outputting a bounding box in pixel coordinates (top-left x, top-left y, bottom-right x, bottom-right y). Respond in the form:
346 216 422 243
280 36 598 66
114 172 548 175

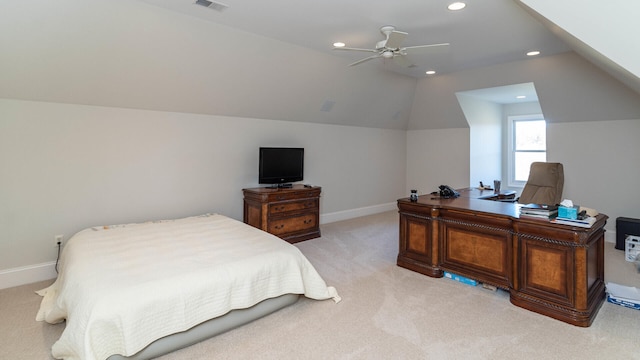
269 199 318 214
268 214 317 235
265 189 320 202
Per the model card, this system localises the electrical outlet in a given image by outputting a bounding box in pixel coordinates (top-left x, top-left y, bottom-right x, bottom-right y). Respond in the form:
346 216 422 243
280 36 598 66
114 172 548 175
54 234 64 247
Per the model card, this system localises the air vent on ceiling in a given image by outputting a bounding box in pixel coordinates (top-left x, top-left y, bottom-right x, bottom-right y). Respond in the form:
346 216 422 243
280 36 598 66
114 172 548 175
195 0 229 12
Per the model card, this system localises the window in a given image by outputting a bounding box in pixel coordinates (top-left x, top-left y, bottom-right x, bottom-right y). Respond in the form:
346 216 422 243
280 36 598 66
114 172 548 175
508 115 546 186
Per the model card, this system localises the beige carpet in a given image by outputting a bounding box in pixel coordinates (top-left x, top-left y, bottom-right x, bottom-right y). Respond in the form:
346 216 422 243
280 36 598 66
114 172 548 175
2 211 640 359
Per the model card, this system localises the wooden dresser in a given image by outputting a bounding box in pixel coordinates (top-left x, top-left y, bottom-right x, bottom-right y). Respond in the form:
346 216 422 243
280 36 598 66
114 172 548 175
242 185 321 243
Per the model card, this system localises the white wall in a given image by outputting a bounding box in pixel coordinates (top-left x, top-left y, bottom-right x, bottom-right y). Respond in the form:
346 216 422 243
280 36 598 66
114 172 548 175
456 94 502 187
406 128 470 196
548 120 640 225
407 119 640 239
0 99 406 288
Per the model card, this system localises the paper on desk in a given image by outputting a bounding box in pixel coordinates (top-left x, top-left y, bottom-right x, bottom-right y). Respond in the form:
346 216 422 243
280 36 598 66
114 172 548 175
607 283 640 303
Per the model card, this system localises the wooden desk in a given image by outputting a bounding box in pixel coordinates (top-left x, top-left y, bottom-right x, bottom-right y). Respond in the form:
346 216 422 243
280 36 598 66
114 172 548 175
397 188 607 327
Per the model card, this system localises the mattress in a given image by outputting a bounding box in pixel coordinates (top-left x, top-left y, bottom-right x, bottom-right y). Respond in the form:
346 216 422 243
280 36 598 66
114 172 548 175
107 293 300 360
36 213 340 360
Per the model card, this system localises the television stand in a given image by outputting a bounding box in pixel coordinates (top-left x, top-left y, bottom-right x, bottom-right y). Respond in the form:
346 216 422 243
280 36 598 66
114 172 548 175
243 185 321 243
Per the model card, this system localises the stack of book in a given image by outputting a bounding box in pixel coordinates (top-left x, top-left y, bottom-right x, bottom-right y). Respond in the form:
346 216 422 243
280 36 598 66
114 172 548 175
519 204 558 220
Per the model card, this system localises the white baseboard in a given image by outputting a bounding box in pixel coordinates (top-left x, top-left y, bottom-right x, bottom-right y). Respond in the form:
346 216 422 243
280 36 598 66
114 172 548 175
1 203 397 290
320 202 397 224
0 262 57 290
605 230 615 244
0 208 618 290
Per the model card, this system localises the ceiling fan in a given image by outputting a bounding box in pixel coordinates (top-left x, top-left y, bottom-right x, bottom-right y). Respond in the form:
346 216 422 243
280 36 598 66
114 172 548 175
333 25 449 67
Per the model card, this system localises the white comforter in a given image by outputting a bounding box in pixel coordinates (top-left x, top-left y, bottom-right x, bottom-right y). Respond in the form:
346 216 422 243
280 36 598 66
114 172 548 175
36 214 339 360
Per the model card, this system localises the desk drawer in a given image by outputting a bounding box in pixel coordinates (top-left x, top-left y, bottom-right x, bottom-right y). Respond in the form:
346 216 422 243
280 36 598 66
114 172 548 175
440 220 511 289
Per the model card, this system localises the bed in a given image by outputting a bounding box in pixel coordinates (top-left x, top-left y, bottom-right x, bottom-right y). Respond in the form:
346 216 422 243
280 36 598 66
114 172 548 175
36 213 340 360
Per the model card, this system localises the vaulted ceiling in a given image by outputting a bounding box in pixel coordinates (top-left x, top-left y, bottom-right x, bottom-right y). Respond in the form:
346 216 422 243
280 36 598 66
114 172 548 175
137 0 570 78
2 0 639 131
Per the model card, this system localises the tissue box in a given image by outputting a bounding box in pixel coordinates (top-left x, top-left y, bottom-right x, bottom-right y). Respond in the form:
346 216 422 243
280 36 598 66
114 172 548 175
558 205 579 220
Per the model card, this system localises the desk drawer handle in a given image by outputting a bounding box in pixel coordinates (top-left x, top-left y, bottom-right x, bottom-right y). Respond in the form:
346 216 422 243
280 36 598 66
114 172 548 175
274 224 285 230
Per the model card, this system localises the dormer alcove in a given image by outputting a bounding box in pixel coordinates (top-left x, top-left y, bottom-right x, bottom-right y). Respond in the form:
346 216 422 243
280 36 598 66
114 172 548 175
456 82 543 193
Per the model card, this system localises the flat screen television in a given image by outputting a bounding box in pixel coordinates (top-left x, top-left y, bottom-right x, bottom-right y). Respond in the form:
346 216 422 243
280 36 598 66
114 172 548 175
259 147 304 187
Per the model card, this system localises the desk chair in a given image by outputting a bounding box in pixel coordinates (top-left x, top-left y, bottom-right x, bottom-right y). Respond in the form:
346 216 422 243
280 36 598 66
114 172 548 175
518 162 564 205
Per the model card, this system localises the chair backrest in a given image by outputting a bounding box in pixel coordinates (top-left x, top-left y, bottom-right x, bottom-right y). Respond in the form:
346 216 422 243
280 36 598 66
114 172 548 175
518 162 564 205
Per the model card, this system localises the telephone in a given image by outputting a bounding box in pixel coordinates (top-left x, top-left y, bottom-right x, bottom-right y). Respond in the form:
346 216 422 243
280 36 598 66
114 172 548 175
439 185 460 199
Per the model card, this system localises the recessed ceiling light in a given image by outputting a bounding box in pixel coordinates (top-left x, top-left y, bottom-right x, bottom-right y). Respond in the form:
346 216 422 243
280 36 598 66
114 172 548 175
527 50 541 56
448 2 466 11
426 70 436 75
516 95 526 99
333 42 345 48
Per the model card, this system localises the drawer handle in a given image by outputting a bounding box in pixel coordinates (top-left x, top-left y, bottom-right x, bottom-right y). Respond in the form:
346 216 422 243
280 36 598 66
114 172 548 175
275 206 286 211
305 202 315 207
277 196 286 200
275 224 285 230
303 219 312 225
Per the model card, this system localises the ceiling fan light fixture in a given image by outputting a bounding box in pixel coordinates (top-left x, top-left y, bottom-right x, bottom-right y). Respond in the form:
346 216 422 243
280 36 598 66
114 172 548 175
448 2 466 11
425 70 436 75
336 25 447 69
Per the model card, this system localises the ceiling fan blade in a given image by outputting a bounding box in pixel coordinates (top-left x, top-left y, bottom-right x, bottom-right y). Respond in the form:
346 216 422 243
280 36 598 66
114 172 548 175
348 54 381 67
333 47 378 53
402 43 450 54
393 54 414 68
385 30 407 49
